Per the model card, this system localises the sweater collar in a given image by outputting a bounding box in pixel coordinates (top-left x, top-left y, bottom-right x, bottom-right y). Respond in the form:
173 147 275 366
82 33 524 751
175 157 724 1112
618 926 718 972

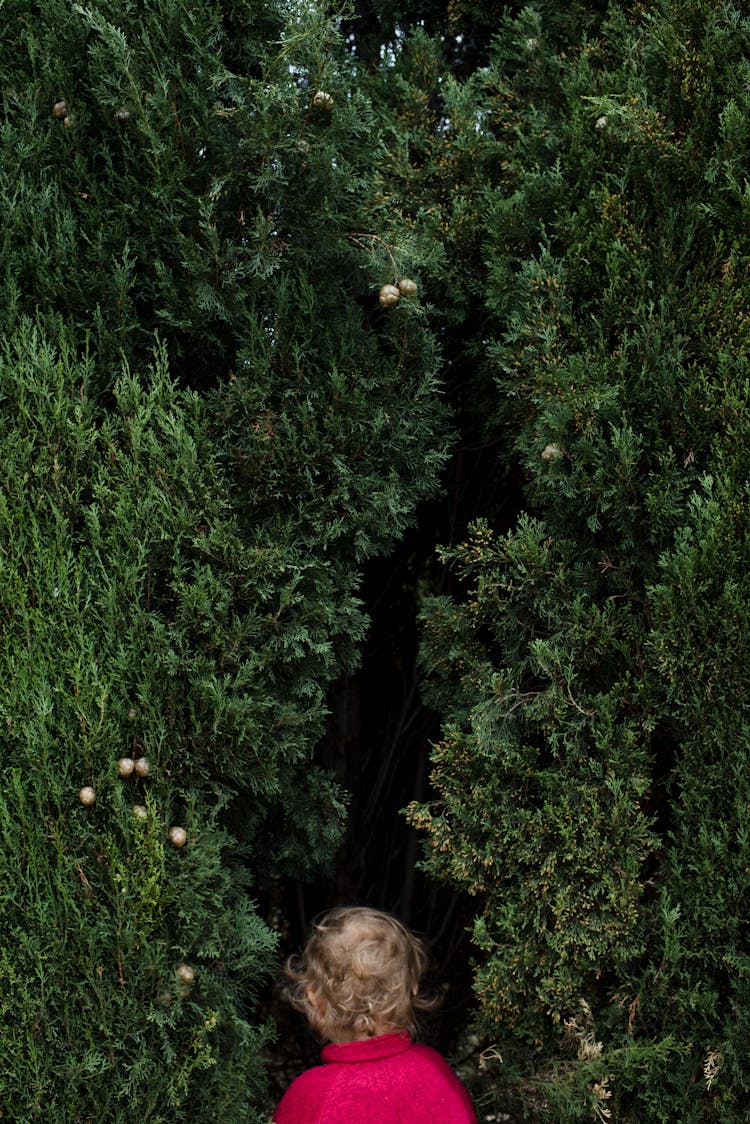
322 1031 412 1063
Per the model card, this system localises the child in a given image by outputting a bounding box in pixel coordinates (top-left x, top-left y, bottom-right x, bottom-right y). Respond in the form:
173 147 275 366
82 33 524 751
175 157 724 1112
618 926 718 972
273 906 477 1123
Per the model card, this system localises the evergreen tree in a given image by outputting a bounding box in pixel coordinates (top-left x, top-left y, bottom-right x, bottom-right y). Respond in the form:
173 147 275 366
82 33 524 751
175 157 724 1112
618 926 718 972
406 2 750 1120
0 1 449 1118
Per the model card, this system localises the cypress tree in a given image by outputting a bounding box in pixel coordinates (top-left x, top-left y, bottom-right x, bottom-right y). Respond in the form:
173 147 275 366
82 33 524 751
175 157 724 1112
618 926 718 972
0 1 449 1118
407 2 750 1120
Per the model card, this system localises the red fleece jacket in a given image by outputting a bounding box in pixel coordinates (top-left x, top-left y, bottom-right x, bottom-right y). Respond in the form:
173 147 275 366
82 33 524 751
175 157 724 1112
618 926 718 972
273 1030 476 1123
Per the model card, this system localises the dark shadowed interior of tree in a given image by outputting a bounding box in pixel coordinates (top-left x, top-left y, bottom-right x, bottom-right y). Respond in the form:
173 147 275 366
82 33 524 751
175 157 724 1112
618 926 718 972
260 399 524 1094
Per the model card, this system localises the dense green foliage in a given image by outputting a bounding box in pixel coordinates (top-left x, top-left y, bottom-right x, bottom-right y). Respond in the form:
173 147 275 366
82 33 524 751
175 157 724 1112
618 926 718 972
406 2 750 1119
0 332 281 1119
4 0 750 1119
0 2 448 1118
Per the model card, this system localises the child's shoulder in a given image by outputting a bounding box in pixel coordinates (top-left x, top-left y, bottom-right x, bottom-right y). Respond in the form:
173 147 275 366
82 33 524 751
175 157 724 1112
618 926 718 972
405 1043 477 1118
272 1063 331 1123
409 1040 457 1069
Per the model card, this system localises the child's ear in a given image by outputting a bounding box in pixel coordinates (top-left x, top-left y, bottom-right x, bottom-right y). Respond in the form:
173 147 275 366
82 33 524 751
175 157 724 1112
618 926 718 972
307 988 327 1018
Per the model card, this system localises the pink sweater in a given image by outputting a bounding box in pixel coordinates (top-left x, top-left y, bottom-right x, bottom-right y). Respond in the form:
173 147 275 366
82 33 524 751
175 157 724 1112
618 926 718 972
273 1030 476 1123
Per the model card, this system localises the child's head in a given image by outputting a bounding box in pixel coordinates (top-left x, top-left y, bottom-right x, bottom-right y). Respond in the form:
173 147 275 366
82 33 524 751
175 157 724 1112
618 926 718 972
286 906 435 1042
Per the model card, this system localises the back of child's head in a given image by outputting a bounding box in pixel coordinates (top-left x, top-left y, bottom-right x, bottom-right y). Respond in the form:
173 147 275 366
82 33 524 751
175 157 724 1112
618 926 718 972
286 906 435 1041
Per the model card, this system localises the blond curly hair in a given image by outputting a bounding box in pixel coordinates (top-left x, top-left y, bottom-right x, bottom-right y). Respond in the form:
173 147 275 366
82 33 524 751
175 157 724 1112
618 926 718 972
286 906 437 1041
